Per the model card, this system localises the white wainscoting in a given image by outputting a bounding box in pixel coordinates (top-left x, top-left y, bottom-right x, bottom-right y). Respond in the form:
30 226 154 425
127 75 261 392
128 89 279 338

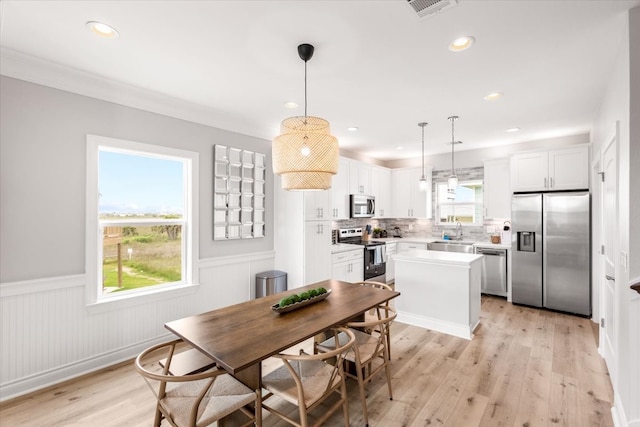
0 251 275 401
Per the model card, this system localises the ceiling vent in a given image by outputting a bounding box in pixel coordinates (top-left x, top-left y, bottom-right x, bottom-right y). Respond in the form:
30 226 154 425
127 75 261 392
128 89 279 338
407 0 459 19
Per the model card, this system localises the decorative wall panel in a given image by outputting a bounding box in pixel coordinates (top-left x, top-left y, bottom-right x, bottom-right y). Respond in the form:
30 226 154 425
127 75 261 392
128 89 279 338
0 251 275 400
213 145 266 240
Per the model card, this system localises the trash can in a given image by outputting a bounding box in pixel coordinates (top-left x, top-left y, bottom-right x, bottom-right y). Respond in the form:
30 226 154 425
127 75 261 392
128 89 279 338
255 270 287 299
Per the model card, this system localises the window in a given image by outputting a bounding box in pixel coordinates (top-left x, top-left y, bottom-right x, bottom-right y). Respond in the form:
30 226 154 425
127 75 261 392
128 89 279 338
86 135 199 304
436 180 483 225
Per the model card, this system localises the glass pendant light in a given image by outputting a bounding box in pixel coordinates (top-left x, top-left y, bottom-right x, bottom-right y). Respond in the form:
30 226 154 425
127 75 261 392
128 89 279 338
447 116 461 200
418 122 429 191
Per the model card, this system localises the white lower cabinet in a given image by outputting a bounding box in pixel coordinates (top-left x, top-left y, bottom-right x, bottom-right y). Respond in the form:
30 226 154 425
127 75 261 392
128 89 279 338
331 249 364 283
398 241 428 252
305 221 332 284
385 242 397 284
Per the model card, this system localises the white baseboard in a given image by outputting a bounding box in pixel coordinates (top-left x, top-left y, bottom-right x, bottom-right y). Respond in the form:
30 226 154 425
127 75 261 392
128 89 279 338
396 311 474 340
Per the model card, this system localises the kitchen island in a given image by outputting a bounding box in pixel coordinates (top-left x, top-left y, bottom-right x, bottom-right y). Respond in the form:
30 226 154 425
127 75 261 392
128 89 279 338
393 249 483 340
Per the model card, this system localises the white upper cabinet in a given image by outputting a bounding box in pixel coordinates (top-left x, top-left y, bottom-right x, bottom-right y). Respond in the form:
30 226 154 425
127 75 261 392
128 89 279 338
548 147 589 190
510 152 548 192
371 166 391 218
391 167 431 218
304 190 331 220
511 145 589 192
331 157 350 219
331 157 392 219
349 159 372 195
483 158 511 219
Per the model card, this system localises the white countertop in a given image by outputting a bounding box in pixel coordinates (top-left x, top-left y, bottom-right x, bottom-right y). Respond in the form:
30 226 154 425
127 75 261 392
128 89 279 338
332 238 511 252
330 243 362 253
393 249 483 266
473 241 511 250
368 237 405 243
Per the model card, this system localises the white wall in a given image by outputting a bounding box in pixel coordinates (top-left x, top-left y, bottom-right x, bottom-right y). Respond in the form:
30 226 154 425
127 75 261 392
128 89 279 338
0 76 276 400
591 6 640 426
384 133 590 170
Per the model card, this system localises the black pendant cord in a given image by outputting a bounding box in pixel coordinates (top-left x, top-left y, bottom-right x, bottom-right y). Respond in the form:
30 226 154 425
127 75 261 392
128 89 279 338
304 59 308 118
297 43 314 122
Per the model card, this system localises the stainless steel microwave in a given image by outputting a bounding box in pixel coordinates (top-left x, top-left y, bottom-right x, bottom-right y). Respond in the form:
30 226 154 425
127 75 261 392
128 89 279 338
350 194 375 218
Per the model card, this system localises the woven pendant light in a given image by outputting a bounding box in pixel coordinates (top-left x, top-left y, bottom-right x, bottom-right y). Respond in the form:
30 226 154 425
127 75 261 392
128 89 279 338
273 44 338 190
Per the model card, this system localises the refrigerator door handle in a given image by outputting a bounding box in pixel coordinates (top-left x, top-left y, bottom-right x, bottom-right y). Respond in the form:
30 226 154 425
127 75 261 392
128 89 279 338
606 275 615 282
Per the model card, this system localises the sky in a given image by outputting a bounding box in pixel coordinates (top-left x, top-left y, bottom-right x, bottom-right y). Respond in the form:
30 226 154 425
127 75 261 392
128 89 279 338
99 150 184 215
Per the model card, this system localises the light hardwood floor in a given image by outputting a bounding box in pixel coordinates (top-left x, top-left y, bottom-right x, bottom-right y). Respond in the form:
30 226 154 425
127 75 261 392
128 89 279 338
0 296 613 426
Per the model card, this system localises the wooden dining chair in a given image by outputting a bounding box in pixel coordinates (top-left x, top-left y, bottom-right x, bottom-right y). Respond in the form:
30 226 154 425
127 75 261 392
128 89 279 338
316 305 397 427
352 280 393 292
135 339 261 427
261 327 356 427
353 280 395 358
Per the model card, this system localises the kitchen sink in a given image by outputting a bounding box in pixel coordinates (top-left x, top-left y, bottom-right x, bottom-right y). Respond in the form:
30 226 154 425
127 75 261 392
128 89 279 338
427 241 475 254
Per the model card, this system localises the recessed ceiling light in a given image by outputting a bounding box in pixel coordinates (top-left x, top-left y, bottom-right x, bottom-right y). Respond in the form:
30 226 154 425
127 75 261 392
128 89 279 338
483 92 503 101
347 126 359 132
283 101 298 109
506 127 520 132
396 146 404 150
86 21 119 39
448 36 475 52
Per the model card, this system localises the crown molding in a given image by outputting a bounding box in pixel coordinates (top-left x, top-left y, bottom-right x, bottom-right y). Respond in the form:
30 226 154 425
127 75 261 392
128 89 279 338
0 47 269 141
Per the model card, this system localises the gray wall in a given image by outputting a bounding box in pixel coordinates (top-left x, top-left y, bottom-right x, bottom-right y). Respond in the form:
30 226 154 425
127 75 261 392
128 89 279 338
0 76 274 282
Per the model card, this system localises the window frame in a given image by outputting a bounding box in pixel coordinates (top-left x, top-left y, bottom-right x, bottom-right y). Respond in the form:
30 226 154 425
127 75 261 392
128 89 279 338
86 135 199 306
435 180 484 226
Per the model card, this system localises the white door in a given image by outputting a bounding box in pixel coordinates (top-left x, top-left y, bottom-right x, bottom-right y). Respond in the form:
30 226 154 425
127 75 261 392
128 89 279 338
600 124 618 386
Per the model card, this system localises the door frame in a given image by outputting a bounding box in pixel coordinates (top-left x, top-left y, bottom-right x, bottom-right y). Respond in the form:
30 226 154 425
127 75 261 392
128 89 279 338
598 121 619 388
591 154 602 324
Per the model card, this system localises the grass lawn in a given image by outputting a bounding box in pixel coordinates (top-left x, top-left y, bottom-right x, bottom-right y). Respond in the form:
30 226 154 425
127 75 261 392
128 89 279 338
102 231 182 292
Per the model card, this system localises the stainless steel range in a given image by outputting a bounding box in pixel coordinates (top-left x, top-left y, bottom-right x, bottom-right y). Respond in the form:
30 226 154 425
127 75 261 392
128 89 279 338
338 228 386 283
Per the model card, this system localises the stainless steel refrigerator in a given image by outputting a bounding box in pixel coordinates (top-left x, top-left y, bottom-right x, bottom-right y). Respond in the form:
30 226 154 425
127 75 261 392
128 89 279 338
511 191 591 316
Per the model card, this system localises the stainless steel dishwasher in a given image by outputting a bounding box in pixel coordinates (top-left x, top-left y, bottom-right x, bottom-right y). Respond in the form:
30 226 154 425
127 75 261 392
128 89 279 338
475 247 507 297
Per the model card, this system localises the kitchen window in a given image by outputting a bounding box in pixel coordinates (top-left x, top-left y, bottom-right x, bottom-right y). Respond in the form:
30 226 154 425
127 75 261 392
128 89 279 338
435 180 483 225
86 135 199 305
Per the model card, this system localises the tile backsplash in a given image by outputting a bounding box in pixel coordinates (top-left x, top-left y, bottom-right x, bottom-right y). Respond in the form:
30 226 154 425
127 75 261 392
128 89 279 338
332 166 512 243
333 217 510 242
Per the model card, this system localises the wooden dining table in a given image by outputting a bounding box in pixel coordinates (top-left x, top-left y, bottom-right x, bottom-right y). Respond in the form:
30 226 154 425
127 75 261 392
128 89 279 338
164 279 400 391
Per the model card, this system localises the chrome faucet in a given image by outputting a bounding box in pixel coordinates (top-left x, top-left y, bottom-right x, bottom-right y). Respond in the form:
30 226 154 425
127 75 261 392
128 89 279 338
455 222 463 240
